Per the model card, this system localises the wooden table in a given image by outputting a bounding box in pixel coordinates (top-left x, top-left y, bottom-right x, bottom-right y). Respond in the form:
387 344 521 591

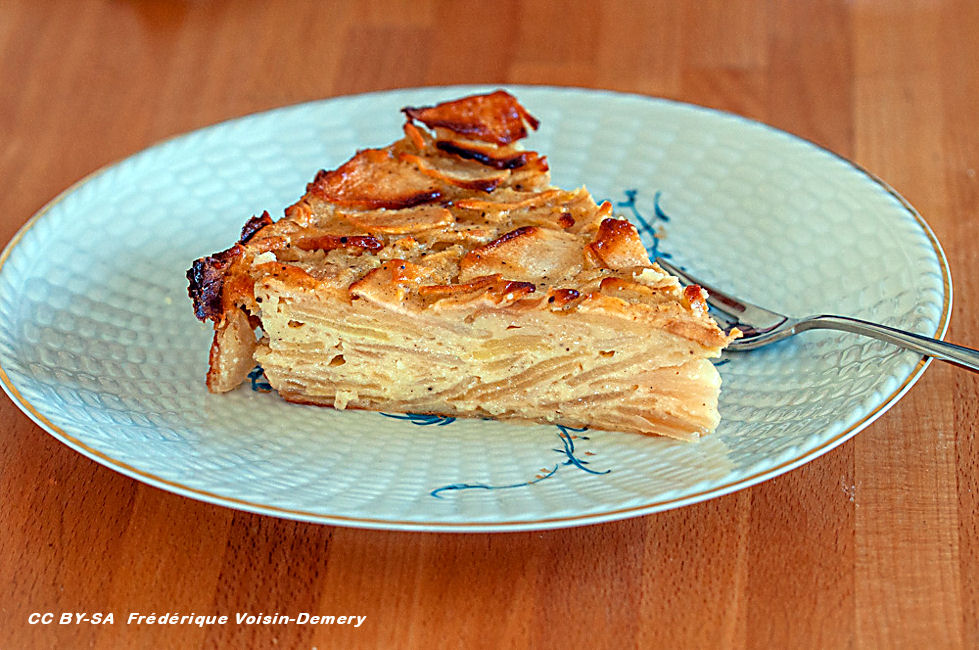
2 2 977 647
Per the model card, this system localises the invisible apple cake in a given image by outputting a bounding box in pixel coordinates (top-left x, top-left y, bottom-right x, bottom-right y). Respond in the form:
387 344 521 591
187 91 738 439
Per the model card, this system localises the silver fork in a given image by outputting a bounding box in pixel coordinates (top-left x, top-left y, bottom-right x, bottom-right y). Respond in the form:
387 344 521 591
655 257 979 372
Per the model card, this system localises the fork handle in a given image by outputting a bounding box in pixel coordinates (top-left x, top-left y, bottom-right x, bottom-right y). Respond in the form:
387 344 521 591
799 315 979 372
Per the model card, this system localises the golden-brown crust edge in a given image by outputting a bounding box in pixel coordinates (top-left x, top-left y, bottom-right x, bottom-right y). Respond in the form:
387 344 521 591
188 91 737 402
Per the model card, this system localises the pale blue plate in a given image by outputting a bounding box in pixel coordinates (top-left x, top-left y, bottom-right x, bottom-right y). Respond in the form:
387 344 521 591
0 86 949 531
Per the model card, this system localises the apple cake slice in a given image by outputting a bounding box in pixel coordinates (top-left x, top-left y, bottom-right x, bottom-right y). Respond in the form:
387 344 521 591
187 91 739 439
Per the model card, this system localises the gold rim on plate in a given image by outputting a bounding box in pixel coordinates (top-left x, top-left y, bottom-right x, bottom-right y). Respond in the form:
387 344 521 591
0 90 952 531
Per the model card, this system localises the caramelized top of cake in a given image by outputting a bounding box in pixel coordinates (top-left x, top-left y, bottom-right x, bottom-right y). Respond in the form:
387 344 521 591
188 91 735 351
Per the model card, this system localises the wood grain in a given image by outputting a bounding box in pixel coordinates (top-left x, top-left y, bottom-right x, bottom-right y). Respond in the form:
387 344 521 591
1 1 977 648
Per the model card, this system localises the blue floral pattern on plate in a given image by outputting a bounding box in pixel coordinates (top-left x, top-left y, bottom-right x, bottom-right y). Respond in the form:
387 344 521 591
611 188 672 260
429 425 610 499
381 412 456 426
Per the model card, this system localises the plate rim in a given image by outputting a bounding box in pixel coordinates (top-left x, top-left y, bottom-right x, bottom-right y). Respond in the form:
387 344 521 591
0 85 953 532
